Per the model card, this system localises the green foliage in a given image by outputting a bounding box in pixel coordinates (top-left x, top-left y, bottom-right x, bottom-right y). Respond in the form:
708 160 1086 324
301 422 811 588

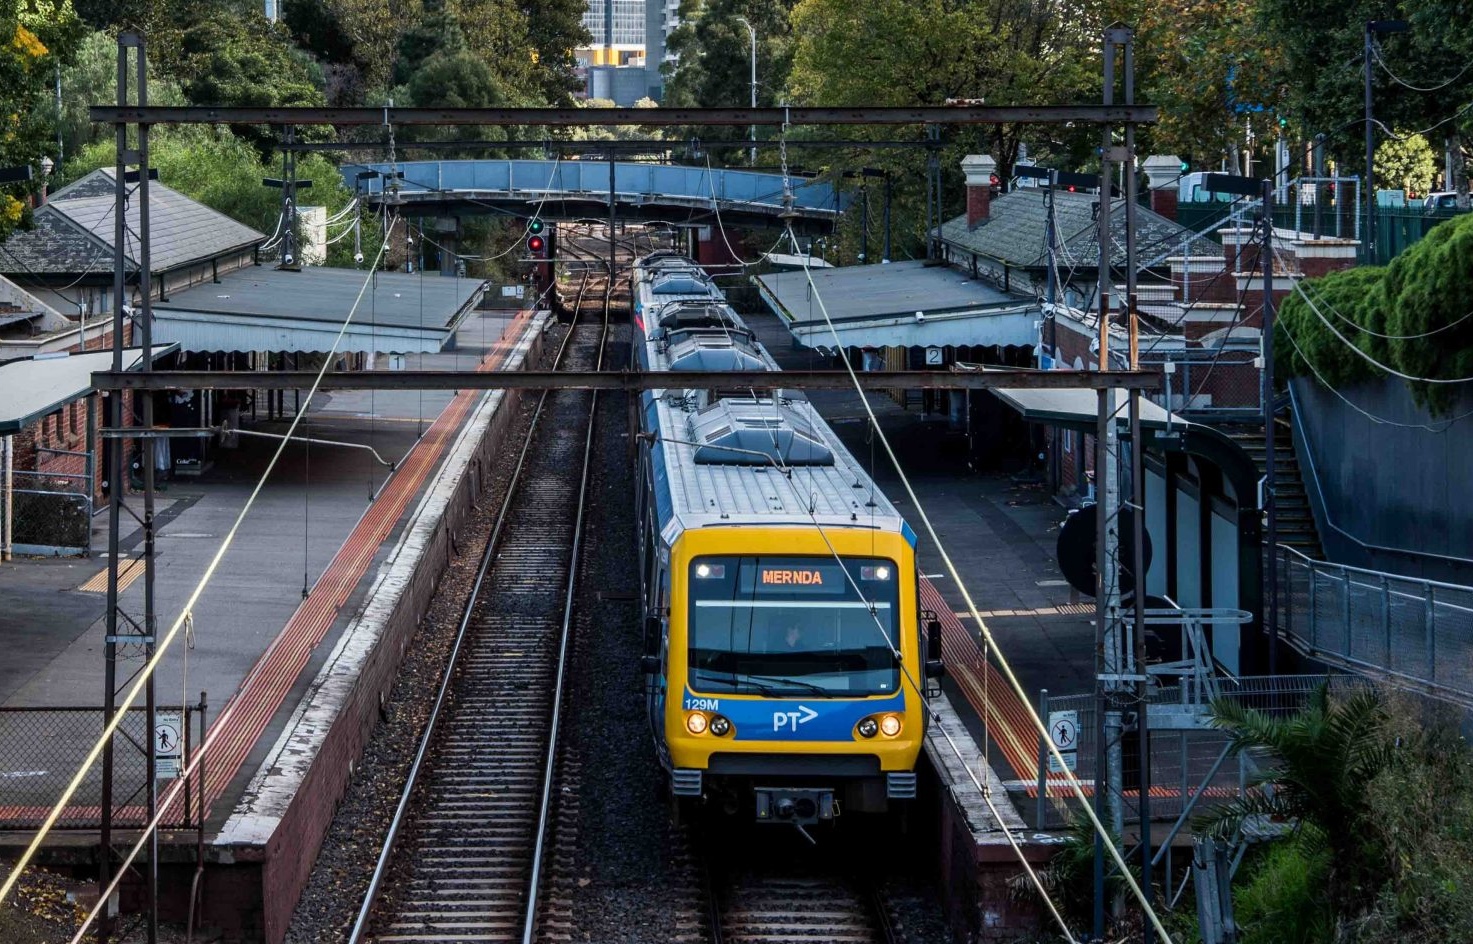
170 14 327 154
1207 686 1473 940
1007 816 1128 929
1375 133 1437 197
1378 211 1473 411
665 0 796 151
0 0 86 240
63 126 374 268
1274 264 1388 390
58 31 187 162
1208 685 1394 910
1234 836 1334 944
1277 213 1473 415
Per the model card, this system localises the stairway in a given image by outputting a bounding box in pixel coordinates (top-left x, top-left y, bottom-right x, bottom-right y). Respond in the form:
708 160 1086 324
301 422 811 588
1226 420 1324 559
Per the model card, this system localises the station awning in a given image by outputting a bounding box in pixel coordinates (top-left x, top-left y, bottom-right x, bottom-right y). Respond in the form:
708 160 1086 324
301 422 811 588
0 345 177 434
153 266 484 355
988 384 1180 432
754 260 1038 350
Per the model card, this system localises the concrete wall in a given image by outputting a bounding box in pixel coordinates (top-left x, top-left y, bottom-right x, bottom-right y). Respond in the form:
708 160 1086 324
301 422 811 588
204 313 549 942
1292 376 1473 585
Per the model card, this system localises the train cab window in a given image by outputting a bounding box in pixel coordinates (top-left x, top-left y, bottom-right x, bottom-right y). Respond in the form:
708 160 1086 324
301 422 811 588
686 555 900 697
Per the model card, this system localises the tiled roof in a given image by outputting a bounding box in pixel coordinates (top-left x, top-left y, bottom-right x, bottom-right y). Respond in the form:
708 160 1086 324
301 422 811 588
939 189 1219 272
0 169 266 277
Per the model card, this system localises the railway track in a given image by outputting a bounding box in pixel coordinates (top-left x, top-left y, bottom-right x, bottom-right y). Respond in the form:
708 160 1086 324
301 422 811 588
348 266 610 944
703 848 901 944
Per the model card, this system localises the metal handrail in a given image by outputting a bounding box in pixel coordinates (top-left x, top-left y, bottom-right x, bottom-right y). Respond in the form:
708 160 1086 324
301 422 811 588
1277 543 1473 596
1286 380 1473 568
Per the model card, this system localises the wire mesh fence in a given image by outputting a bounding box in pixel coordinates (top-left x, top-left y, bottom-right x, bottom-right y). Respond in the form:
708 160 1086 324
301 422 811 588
1029 674 1332 832
0 705 202 830
1276 546 1473 705
8 468 93 555
1142 351 1261 416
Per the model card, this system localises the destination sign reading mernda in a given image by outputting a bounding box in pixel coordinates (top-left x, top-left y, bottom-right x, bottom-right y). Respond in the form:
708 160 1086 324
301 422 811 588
756 565 846 592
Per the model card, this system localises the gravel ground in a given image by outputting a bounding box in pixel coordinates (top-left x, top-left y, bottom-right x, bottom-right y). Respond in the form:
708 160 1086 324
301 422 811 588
543 325 703 943
283 320 567 944
0 863 89 944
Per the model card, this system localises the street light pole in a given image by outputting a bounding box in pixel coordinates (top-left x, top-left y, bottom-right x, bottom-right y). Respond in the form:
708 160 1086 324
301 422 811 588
737 17 757 166
1365 18 1409 263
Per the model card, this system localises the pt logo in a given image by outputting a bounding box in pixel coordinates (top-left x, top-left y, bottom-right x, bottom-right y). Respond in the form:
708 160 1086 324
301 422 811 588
772 705 819 732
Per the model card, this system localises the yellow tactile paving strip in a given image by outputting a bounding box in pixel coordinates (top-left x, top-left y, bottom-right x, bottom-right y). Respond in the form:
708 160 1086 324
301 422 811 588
78 557 144 593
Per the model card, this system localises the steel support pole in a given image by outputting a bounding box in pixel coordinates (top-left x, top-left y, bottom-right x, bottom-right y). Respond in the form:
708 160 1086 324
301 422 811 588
1263 179 1278 675
882 173 892 263
98 34 131 944
1364 24 1375 264
608 152 616 277
1123 35 1153 939
136 39 159 944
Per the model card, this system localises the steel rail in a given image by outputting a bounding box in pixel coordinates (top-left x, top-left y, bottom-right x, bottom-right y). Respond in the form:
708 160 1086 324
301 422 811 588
92 368 1162 392
90 104 1158 127
520 259 613 944
344 269 595 944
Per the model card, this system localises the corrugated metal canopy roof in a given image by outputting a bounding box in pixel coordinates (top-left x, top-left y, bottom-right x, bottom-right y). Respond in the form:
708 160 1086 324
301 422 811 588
987 385 1179 431
0 345 177 433
153 266 485 354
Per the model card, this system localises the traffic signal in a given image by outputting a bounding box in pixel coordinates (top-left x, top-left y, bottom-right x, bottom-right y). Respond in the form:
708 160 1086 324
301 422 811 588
527 233 546 254
529 217 545 236
1180 160 1190 173
1277 114 1289 130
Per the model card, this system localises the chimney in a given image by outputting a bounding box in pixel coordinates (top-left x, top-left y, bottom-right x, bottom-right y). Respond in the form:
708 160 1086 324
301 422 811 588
1142 154 1182 221
961 154 997 229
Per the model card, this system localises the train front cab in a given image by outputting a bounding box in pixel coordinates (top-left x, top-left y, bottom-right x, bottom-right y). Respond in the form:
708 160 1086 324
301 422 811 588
643 526 943 828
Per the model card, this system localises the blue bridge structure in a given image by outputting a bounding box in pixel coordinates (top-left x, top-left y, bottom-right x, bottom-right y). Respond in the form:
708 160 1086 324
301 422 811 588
343 160 848 232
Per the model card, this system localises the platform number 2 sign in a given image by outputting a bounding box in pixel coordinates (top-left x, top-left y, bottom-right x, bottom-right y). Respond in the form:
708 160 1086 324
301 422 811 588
1047 710 1078 773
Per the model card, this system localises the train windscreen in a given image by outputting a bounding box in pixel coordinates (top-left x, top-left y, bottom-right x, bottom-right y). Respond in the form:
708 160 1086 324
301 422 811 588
686 556 901 697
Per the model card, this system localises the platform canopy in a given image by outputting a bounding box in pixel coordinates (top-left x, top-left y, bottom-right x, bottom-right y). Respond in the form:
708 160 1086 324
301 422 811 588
153 266 484 355
0 345 177 434
985 382 1180 431
755 260 1039 351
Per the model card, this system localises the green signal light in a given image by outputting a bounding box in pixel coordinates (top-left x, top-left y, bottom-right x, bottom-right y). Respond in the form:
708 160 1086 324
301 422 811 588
529 218 545 235
1180 161 1190 173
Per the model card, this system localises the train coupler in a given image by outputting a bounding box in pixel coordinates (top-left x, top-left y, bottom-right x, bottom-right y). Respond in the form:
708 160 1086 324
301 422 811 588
753 787 835 828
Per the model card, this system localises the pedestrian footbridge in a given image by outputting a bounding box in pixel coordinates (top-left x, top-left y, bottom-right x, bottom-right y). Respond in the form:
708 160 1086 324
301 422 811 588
344 160 847 229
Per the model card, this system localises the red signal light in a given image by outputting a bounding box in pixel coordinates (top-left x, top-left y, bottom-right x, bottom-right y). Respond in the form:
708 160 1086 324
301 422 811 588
528 234 546 253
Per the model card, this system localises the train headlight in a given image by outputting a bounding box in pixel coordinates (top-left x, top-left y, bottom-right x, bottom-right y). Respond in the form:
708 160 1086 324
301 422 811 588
685 712 708 735
857 717 879 738
879 713 903 737
709 714 732 736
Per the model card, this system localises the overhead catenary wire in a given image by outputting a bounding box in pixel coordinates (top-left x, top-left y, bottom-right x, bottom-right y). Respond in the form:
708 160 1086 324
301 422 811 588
1278 312 1473 431
1373 42 1473 93
781 222 1177 944
1293 280 1473 384
0 209 402 914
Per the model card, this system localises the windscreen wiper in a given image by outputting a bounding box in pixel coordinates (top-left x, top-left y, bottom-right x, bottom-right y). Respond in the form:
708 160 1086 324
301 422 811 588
738 674 831 696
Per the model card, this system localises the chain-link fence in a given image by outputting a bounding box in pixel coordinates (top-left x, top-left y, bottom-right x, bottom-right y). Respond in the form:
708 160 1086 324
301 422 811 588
0 704 203 830
1141 350 1261 417
1276 545 1473 706
8 468 92 555
1029 674 1333 832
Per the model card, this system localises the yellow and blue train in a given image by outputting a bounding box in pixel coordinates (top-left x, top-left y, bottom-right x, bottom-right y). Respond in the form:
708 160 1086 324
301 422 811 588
631 252 942 828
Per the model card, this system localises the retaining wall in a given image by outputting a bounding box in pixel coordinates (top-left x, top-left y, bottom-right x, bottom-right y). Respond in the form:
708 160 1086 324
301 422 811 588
200 312 550 942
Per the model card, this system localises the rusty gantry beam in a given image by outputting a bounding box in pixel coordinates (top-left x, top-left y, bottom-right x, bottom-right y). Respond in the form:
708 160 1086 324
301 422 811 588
89 105 1157 127
93 369 1160 392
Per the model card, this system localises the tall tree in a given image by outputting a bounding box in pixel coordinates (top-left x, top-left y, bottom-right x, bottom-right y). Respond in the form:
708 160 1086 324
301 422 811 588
0 0 85 239
521 0 591 103
664 0 797 150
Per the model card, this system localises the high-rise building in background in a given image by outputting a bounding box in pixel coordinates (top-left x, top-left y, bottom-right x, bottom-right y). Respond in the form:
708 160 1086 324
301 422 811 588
579 0 645 66
643 0 680 100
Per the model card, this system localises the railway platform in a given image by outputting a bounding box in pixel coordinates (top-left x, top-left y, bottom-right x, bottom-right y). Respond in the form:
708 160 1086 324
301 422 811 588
0 304 551 939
